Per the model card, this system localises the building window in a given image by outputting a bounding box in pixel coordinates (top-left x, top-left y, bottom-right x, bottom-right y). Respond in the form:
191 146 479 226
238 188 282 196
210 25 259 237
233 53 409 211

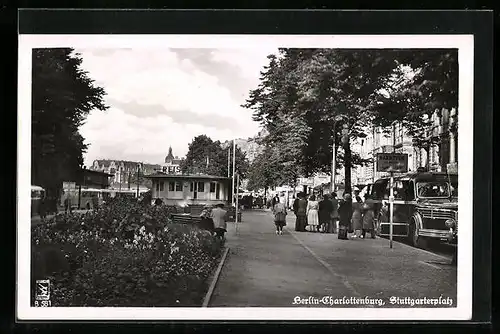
210 182 216 193
175 182 182 191
156 182 160 192
190 182 194 192
216 183 220 199
160 182 164 191
169 182 174 191
198 182 205 192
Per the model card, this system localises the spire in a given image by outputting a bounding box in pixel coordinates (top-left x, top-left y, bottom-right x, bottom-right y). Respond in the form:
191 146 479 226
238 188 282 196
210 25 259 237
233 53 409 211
165 146 174 163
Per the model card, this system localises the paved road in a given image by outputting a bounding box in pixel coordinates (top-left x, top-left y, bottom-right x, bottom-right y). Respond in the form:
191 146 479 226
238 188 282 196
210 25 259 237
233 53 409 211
209 209 457 308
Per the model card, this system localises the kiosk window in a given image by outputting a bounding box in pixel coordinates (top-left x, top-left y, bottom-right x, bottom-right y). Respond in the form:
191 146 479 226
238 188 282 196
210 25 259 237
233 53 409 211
197 182 205 192
175 182 182 191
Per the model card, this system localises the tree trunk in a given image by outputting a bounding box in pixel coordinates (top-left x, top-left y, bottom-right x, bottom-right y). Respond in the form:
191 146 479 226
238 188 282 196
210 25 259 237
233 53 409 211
344 139 352 195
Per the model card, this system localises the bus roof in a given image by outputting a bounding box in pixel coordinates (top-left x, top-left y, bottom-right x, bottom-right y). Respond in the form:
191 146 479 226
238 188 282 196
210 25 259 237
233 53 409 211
375 172 458 182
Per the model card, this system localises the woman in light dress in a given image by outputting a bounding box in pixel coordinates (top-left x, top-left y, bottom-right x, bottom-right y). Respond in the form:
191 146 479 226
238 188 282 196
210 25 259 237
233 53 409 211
306 194 320 232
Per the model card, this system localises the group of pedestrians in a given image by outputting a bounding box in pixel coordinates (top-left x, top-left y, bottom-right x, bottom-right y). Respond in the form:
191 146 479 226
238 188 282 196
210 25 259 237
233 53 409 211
274 190 376 240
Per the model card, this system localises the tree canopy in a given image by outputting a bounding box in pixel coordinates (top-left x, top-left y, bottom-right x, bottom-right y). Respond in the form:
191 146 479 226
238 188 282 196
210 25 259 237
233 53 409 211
179 135 250 179
243 48 458 192
32 48 108 196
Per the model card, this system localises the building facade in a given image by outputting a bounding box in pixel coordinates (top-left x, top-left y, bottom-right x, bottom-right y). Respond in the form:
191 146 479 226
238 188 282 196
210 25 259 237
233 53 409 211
90 147 186 188
146 173 232 206
91 159 160 188
354 107 458 184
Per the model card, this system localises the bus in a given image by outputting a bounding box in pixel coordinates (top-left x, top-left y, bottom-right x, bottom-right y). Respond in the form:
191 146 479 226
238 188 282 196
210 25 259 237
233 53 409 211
31 185 45 217
60 188 106 210
60 187 150 210
366 171 458 248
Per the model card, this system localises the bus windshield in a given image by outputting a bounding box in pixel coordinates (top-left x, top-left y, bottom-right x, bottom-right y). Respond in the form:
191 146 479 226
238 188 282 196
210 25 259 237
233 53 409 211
416 181 451 198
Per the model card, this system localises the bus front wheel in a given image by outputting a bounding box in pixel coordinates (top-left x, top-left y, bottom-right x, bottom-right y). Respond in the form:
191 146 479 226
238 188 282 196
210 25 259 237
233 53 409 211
409 218 427 249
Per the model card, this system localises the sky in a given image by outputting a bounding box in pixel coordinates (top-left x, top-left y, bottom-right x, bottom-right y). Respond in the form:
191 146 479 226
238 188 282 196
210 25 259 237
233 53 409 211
76 47 278 167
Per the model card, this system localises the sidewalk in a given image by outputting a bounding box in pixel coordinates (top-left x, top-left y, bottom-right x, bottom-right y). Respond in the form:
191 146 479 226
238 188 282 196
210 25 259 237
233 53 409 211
208 209 457 307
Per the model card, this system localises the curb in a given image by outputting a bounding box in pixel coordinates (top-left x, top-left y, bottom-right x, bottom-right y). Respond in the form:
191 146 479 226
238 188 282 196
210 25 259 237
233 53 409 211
202 246 230 307
387 237 452 261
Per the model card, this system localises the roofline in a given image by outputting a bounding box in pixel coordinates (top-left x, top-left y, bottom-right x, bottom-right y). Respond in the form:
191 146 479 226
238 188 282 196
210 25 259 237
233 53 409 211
375 171 458 181
82 169 114 177
145 174 231 180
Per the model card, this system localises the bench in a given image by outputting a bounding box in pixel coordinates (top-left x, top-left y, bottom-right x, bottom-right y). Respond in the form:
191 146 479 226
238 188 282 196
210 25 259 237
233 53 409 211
188 204 205 216
171 214 203 225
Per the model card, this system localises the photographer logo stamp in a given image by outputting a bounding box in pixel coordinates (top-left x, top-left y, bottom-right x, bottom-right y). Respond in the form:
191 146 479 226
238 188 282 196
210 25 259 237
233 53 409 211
34 280 51 307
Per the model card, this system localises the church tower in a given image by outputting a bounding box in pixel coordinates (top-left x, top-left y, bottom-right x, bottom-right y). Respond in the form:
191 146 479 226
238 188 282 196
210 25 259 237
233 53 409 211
165 146 175 163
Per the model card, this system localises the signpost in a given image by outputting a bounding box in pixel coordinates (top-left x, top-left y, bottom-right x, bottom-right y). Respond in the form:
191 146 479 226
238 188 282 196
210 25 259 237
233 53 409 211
235 174 240 234
376 153 408 248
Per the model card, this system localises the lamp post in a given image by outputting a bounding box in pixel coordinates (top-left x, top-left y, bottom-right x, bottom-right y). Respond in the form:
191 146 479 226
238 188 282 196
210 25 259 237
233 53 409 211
78 165 83 210
136 163 141 199
119 167 122 193
232 139 236 206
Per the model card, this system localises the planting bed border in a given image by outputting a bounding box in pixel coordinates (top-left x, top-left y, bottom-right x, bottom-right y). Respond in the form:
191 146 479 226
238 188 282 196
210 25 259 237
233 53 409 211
202 247 230 307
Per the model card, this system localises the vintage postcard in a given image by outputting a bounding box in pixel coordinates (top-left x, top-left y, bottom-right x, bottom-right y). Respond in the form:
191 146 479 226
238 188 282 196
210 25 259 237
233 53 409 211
18 34 473 320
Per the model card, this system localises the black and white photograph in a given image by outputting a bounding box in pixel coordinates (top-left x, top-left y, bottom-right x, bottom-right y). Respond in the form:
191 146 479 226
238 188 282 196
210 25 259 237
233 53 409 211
18 34 473 320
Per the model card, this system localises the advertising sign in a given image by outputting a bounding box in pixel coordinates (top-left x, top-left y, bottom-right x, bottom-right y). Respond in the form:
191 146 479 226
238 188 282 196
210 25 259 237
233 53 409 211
62 181 77 189
376 153 409 173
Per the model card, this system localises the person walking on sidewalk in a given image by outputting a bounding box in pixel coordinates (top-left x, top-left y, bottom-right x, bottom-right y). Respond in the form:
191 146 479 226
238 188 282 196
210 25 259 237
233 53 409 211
338 193 352 240
306 195 320 232
351 196 364 239
271 194 280 211
318 194 334 233
294 193 308 232
273 198 287 235
330 192 339 234
210 203 228 242
361 202 376 239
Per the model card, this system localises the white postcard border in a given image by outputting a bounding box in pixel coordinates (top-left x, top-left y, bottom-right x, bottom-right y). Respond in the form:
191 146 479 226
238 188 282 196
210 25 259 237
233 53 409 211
17 34 474 320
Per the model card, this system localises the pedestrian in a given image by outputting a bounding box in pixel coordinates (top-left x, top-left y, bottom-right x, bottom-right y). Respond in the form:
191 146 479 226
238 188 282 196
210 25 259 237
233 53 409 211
351 197 364 239
361 202 376 239
318 194 334 233
292 195 299 217
271 194 280 211
64 195 72 214
38 194 47 221
330 192 339 234
199 205 215 234
306 194 320 232
338 193 352 240
273 197 287 235
210 203 228 242
354 188 363 203
294 193 308 232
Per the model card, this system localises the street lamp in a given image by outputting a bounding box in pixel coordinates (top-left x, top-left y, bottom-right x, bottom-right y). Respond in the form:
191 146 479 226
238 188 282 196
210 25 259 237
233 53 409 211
136 163 142 199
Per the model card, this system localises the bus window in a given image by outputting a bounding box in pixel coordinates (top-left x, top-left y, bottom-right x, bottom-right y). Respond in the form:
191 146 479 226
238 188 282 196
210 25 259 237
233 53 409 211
384 180 411 200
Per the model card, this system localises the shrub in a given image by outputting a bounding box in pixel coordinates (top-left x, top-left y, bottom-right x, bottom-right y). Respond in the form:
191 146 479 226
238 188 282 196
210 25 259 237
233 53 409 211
31 197 223 306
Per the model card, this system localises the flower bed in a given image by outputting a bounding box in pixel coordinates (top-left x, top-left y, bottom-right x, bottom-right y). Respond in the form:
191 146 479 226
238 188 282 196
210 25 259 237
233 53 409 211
31 198 223 306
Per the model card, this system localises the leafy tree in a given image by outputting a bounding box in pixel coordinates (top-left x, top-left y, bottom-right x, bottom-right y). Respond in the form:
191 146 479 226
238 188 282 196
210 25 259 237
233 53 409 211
244 48 400 193
179 135 249 179
32 48 108 198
